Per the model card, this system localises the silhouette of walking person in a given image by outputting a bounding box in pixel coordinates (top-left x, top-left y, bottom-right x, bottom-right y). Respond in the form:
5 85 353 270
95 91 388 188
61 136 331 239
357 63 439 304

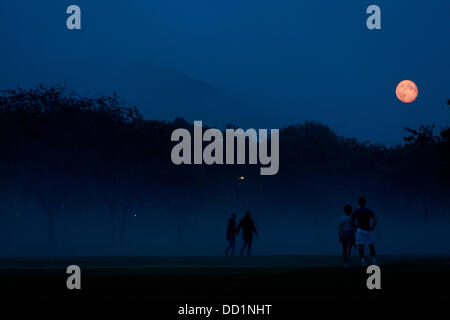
225 213 237 256
237 211 258 256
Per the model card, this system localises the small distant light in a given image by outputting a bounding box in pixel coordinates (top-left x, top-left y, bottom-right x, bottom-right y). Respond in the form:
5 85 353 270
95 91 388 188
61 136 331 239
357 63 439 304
133 213 137 217
239 176 245 180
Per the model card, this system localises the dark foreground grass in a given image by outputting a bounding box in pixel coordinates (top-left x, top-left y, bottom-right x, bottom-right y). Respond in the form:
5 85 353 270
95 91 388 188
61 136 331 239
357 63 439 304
1 255 449 315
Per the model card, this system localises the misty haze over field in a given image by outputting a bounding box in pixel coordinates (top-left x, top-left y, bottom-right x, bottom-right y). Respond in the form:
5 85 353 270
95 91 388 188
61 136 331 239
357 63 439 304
1 185 449 258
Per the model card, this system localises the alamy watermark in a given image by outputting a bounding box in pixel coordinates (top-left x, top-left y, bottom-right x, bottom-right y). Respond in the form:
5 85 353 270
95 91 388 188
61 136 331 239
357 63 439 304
66 265 81 290
366 5 381 30
171 121 279 176
366 265 381 290
66 5 81 30
65 4 381 31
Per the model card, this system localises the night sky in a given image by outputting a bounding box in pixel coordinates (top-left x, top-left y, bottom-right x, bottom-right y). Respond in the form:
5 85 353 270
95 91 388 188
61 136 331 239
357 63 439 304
1 0 449 145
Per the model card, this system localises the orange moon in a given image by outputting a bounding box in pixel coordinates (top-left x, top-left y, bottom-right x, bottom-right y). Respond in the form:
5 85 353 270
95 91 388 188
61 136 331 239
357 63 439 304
395 80 418 103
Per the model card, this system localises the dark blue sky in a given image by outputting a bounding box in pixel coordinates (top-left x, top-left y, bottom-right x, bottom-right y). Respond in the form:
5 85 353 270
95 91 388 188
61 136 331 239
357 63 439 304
1 0 449 144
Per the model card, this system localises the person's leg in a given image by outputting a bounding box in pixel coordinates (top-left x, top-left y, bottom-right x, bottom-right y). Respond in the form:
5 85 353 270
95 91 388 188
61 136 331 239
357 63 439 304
231 238 236 256
358 244 364 257
368 244 377 264
358 244 366 266
247 237 253 256
342 242 349 263
225 240 231 256
369 244 376 257
342 242 347 262
240 239 248 256
345 242 353 263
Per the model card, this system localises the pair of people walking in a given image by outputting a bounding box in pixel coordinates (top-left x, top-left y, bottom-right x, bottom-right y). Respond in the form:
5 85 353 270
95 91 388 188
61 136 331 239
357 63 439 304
225 211 258 256
339 196 378 267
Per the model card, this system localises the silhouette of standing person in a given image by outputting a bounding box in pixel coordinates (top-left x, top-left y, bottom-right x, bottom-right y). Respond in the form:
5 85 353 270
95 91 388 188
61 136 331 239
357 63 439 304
225 213 237 256
339 204 355 267
351 197 378 266
237 211 258 256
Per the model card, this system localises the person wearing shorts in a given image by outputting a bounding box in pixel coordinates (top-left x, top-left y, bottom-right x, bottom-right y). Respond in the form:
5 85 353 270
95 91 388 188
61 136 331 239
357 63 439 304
339 204 355 267
351 197 378 266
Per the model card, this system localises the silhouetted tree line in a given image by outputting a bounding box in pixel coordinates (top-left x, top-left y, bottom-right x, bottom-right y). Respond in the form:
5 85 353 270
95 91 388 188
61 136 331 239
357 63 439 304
0 84 448 250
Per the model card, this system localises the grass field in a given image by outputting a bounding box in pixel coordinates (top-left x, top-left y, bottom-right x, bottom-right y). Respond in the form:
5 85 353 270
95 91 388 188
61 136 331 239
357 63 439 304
1 255 449 315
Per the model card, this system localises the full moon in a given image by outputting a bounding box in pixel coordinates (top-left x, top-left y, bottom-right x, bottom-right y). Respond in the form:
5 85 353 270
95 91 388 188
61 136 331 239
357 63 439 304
395 80 418 103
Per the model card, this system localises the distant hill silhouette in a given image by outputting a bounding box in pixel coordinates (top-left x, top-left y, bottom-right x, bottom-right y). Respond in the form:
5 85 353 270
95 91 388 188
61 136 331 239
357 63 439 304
1 60 255 129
